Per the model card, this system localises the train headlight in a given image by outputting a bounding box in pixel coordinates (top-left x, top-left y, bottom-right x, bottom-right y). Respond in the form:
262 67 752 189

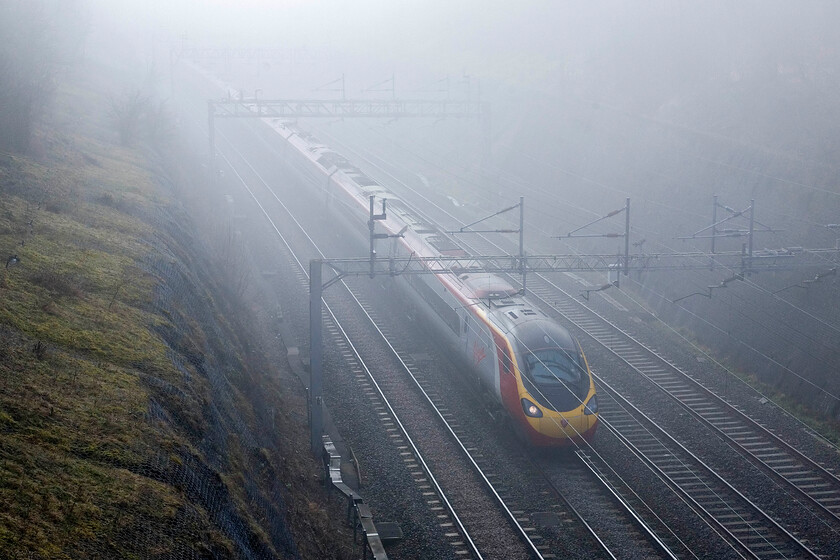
584 395 598 416
521 398 543 418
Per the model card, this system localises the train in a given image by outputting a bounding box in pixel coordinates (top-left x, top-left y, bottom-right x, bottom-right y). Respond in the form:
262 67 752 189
265 118 599 446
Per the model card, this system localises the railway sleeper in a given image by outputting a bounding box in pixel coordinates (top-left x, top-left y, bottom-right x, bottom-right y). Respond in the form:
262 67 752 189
712 419 742 425
789 477 829 484
648 455 683 463
806 489 840 497
632 367 662 378
752 450 788 457
683 400 713 408
781 470 817 478
657 383 688 391
769 463 805 472
729 528 775 537
724 430 760 438
705 511 755 519
679 480 713 488
762 458 795 466
667 475 704 483
691 405 720 412
741 442 777 450
691 490 722 500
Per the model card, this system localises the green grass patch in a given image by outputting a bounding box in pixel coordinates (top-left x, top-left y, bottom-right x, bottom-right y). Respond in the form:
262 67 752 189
0 55 246 558
646 321 840 445
729 366 840 446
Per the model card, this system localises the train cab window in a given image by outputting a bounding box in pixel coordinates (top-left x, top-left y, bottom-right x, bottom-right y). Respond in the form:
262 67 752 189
521 348 588 412
524 350 582 385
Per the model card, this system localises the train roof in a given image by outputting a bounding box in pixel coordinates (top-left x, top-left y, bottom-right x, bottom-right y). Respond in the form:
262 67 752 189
476 292 578 348
279 122 581 355
505 315 578 353
457 272 519 299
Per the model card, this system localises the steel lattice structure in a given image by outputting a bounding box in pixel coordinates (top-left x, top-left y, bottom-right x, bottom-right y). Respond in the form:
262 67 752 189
207 98 490 186
320 248 833 280
209 98 487 119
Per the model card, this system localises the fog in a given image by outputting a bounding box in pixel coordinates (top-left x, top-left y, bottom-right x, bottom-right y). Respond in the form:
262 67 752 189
90 1 840 93
46 1 840 410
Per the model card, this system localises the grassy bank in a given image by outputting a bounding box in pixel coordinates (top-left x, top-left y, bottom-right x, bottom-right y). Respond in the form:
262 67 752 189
0 54 349 559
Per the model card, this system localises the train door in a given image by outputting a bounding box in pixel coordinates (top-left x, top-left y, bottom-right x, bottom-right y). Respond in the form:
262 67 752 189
462 311 472 357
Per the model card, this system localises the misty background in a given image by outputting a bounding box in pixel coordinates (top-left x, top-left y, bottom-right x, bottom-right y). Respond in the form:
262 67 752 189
5 0 840 413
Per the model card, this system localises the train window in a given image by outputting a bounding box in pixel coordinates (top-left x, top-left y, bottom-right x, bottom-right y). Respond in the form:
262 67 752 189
463 314 469 334
524 350 582 385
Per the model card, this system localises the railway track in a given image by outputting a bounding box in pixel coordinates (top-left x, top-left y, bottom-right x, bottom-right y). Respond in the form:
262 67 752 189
527 272 840 529
537 451 684 559
346 279 620 559
595 376 819 559
413 211 824 558
214 125 628 559
219 141 506 559
438 217 827 557
305 126 836 557
453 226 830 557
239 119 769 557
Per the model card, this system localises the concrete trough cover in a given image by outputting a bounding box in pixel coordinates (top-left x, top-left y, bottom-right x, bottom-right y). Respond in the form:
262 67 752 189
375 522 404 544
339 462 359 487
531 511 562 528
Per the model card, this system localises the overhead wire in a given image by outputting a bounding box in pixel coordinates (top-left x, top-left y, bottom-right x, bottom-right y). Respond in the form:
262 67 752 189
223 100 840 448
335 135 760 555
363 115 840 341
333 129 803 550
365 114 840 351
227 112 821 552
331 112 840 428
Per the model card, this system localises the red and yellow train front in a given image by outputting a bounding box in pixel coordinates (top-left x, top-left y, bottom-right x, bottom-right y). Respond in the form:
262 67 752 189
496 321 599 447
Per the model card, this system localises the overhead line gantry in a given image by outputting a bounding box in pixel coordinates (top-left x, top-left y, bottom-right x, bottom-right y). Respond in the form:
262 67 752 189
208 95 490 183
305 196 838 451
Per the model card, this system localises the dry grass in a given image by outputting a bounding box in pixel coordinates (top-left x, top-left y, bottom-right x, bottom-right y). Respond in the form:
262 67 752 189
0 62 242 558
0 44 357 560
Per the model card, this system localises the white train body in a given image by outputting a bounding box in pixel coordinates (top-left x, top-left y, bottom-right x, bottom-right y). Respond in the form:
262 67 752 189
268 119 598 446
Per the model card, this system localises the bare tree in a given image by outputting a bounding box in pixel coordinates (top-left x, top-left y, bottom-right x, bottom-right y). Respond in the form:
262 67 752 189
108 90 150 147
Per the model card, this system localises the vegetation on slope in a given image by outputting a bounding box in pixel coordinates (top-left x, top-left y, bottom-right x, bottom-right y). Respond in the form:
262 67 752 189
0 44 350 560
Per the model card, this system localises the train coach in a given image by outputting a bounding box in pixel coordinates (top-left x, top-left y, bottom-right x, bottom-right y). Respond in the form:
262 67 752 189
267 119 598 446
